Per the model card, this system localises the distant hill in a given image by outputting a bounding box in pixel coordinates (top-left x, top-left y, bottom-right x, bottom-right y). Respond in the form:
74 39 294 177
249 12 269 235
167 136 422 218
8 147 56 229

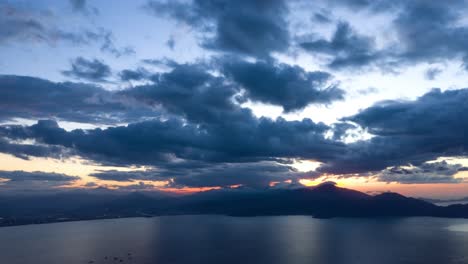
422 196 468 206
175 182 446 218
1 183 467 226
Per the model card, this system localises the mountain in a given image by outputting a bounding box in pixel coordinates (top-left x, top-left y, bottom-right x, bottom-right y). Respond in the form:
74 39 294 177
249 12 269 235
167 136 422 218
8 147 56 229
176 182 441 218
0 183 467 226
422 196 468 206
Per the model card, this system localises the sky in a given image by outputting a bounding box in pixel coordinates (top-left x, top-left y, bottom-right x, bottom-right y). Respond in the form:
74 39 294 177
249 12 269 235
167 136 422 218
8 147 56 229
1 0 468 198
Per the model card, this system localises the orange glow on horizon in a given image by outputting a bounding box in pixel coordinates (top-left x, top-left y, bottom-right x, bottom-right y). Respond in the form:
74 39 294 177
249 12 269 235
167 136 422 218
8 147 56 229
2 152 468 199
159 186 222 194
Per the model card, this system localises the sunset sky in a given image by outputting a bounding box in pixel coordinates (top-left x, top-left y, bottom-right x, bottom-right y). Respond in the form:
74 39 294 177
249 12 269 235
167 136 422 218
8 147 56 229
1 0 468 198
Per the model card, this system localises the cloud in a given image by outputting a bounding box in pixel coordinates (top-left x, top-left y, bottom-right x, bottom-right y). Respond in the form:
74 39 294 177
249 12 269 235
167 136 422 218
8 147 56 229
91 170 166 182
119 68 150 81
0 60 344 189
378 161 464 184
223 58 344 111
3 74 468 186
166 35 175 50
92 161 316 189
0 110 341 169
70 0 86 12
145 0 290 57
300 22 381 69
357 87 379 95
0 170 79 192
5 0 468 191
116 181 157 191
330 122 357 141
0 170 79 182
122 62 241 124
4 61 468 186
319 88 468 174
312 11 332 24
0 2 131 57
142 57 178 68
99 31 135 57
0 3 56 44
327 0 468 70
0 137 68 160
171 162 316 188
327 0 401 11
1 59 342 124
348 88 468 138
424 67 443 80
124 59 343 120
0 75 157 124
391 1 468 65
69 0 99 16
62 57 112 82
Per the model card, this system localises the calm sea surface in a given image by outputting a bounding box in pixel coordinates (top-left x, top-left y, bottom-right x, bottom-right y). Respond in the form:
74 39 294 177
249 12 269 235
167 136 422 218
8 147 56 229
1 215 468 264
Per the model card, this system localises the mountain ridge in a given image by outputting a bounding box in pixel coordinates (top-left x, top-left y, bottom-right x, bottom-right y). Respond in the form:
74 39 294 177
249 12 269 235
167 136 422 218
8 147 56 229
0 184 467 226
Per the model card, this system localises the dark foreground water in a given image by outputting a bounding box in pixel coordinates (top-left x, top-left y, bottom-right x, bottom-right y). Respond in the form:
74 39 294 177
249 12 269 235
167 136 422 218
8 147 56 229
1 216 468 264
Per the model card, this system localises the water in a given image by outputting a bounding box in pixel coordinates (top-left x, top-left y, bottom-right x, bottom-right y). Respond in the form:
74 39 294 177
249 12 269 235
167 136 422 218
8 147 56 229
1 216 468 264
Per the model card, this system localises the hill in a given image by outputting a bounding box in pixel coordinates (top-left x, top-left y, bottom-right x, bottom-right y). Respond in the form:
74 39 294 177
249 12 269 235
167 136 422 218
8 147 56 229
1 183 467 226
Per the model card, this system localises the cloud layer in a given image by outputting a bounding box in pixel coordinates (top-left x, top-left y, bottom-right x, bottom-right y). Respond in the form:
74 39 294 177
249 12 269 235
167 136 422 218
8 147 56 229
2 0 468 192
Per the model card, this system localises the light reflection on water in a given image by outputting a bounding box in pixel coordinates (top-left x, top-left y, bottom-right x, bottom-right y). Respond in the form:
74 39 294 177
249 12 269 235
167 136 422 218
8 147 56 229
0 216 468 264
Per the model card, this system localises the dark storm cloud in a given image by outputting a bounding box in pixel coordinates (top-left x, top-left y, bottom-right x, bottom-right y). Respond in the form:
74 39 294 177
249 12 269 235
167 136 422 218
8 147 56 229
0 111 341 167
325 0 468 69
348 88 468 138
124 59 343 119
119 68 150 81
92 162 315 189
122 62 241 124
0 170 79 192
0 170 79 182
4 59 468 187
319 88 468 175
171 162 315 188
7 1 468 192
299 22 381 69
145 0 290 57
3 75 468 186
391 0 468 65
91 170 163 182
0 75 156 124
0 59 354 189
141 57 179 68
378 161 464 184
0 137 67 160
1 59 341 125
116 182 157 191
62 57 112 82
223 59 344 112
0 119 213 165
330 122 357 141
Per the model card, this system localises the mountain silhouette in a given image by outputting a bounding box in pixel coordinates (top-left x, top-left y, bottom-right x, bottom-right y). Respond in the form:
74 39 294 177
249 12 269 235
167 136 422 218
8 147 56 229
177 182 444 218
0 183 467 226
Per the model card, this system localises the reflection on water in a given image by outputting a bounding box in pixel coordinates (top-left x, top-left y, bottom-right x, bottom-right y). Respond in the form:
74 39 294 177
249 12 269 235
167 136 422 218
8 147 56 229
0 216 468 264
